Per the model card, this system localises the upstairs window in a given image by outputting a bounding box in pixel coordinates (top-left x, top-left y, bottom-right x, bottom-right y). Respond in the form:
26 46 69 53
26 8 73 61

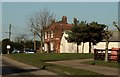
45 32 47 39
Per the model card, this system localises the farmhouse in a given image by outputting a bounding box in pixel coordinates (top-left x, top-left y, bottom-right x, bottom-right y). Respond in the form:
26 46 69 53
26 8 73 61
43 16 73 53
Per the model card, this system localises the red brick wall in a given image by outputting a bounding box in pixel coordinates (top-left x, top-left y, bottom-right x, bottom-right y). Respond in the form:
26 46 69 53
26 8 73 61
44 16 73 53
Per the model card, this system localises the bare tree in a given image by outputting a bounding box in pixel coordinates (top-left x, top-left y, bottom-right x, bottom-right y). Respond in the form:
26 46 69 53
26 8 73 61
104 21 120 62
113 21 120 41
104 26 112 62
28 9 55 53
14 34 29 51
14 34 28 43
113 21 120 31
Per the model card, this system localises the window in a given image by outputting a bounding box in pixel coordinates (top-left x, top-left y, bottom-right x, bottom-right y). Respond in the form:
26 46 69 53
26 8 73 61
45 32 47 39
48 32 50 38
51 31 53 38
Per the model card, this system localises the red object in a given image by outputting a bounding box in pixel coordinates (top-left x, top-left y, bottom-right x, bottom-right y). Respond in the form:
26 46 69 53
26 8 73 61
111 47 120 51
111 47 120 60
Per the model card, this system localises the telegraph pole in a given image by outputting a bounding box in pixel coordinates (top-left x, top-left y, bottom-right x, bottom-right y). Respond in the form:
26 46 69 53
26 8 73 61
9 24 12 41
6 24 12 54
34 31 36 51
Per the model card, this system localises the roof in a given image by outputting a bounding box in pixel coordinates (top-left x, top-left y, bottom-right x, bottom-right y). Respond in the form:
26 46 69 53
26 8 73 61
44 22 73 31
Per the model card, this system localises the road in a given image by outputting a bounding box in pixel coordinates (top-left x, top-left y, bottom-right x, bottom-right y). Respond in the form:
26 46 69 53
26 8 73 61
1 55 57 77
2 59 30 76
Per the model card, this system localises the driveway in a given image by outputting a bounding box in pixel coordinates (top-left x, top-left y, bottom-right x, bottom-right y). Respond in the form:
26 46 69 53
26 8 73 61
47 59 119 75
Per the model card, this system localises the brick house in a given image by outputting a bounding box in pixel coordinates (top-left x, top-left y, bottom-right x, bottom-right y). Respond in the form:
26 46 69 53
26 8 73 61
43 16 73 53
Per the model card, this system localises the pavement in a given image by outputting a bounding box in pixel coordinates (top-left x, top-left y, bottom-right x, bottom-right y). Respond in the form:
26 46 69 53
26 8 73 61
47 58 119 75
2 56 57 76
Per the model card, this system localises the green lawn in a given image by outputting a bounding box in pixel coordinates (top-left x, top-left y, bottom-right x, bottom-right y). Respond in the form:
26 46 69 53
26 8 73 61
6 53 94 62
82 60 119 68
6 53 94 69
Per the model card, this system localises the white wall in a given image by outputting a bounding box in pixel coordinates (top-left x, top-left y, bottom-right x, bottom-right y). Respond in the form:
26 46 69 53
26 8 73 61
60 32 77 53
95 42 119 49
60 32 120 53
60 32 90 53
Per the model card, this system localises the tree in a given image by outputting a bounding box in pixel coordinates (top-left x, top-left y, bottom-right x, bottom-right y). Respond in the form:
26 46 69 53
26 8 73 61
102 21 120 62
113 21 120 40
88 21 106 53
14 34 29 51
113 21 120 31
12 41 24 51
14 34 28 43
113 21 120 41
28 8 55 53
2 39 12 54
65 18 84 53
66 18 106 53
113 21 120 62
104 26 112 62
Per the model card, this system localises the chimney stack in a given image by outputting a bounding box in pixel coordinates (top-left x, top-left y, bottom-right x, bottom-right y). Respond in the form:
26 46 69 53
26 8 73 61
62 16 67 24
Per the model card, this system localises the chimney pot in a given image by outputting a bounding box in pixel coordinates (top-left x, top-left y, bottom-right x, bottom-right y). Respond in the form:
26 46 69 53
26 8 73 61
62 16 67 24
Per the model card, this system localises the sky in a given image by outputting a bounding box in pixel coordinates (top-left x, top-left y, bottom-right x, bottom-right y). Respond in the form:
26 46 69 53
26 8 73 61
1 1 119 41
1 0 120 2
0 2 2 41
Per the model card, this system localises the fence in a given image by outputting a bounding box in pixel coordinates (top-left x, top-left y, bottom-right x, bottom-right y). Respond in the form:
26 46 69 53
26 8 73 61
94 48 120 62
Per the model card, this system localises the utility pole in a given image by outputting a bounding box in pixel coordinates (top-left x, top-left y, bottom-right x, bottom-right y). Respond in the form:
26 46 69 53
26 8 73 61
9 24 12 41
6 24 12 54
34 31 36 51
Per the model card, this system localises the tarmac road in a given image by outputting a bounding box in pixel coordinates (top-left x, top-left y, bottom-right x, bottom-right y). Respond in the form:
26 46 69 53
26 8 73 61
2 59 30 76
2 56 43 77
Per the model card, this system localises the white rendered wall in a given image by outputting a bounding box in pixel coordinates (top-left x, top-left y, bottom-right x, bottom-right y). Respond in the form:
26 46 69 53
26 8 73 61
95 42 119 49
60 32 120 53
